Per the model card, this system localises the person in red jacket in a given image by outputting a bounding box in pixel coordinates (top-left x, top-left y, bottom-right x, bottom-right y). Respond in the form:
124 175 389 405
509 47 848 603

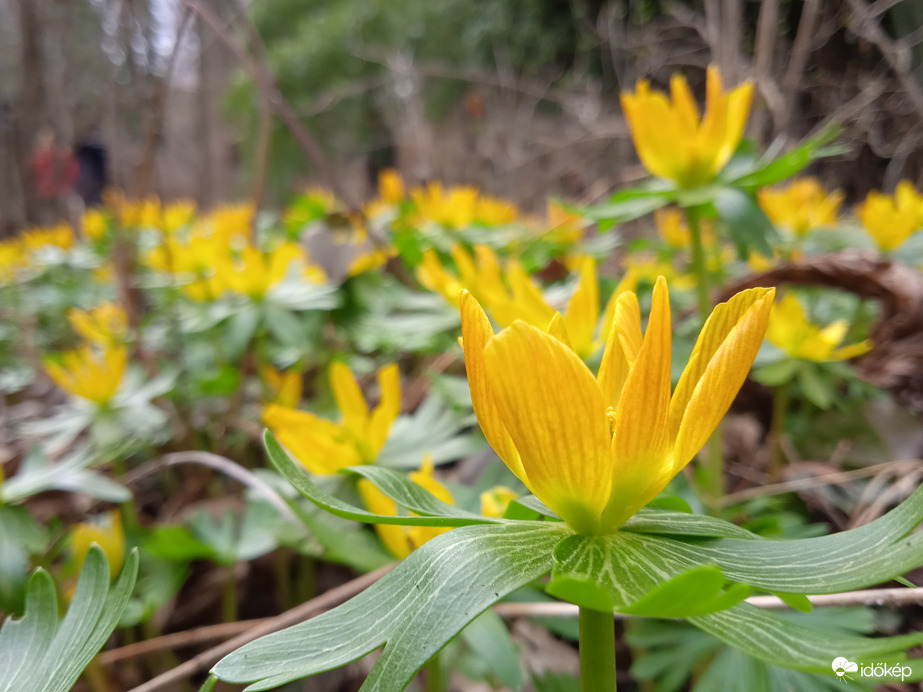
31 127 79 226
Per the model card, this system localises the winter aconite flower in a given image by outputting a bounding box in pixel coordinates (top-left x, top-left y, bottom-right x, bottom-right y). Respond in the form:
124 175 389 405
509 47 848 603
263 363 401 474
358 455 452 559
261 365 303 408
621 66 753 188
71 511 125 579
67 302 128 346
460 279 774 535
45 345 127 405
758 178 843 238
859 181 923 252
766 294 872 362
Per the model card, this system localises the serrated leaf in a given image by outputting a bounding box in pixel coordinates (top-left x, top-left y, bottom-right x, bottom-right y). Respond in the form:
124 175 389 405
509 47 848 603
0 546 139 692
212 522 568 691
265 432 494 528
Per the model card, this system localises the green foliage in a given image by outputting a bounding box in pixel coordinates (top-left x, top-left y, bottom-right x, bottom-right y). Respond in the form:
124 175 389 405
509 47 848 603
0 546 139 692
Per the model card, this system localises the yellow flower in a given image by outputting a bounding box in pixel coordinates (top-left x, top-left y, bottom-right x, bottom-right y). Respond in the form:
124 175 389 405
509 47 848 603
766 294 872 362
412 182 479 229
263 362 401 474
347 245 397 277
45 345 127 404
378 169 405 205
418 246 624 358
358 456 452 559
72 511 125 579
119 198 161 229
0 239 28 282
859 181 923 251
261 365 303 408
21 224 75 251
161 200 197 234
621 65 753 188
68 302 128 346
654 208 716 248
460 279 774 535
199 204 254 246
82 209 108 240
480 486 519 519
218 242 322 299
475 195 518 226
758 178 843 238
621 255 696 292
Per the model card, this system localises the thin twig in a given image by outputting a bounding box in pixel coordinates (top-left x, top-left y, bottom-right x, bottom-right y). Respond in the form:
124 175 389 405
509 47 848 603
124 564 394 692
125 451 301 526
493 587 923 620
720 459 923 507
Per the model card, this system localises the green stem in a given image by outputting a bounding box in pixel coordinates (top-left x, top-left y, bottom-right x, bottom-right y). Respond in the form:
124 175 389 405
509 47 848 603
768 382 791 483
424 652 443 692
579 607 617 692
686 206 725 507
222 565 238 623
686 205 711 324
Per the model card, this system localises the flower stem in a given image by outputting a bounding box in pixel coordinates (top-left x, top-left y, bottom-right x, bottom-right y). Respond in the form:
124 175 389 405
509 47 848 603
579 607 617 692
768 381 791 482
686 206 726 506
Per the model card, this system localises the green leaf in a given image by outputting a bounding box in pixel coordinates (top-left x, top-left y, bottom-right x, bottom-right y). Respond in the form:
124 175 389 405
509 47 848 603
730 125 846 190
225 304 261 360
265 432 494 528
212 522 568 691
753 359 799 387
619 566 750 618
797 363 834 410
582 188 673 225
772 592 813 613
713 188 779 258
460 610 523 690
0 506 48 615
691 602 923 674
0 546 140 692
623 507 759 540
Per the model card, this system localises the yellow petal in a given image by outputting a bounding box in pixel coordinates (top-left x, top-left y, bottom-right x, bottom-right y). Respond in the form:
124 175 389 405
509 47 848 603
408 455 454 505
483 320 611 534
563 257 599 357
597 290 642 408
263 405 361 474
330 362 370 432
609 277 672 488
358 479 411 559
368 364 402 458
460 292 527 482
672 287 775 470
829 339 873 361
546 312 574 350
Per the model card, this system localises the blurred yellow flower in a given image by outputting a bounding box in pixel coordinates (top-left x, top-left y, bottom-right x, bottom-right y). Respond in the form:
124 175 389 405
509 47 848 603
263 362 401 474
199 203 254 246
411 183 518 228
82 209 108 240
358 455 452 559
766 294 872 362
378 169 405 205
347 245 396 277
480 486 519 519
68 302 128 346
545 203 585 245
0 239 28 282
161 200 197 234
45 345 127 405
119 198 161 229
72 511 125 579
261 365 303 408
655 208 715 248
758 178 843 238
21 224 75 251
859 181 923 251
621 255 696 292
217 242 325 299
460 279 774 534
621 65 753 188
